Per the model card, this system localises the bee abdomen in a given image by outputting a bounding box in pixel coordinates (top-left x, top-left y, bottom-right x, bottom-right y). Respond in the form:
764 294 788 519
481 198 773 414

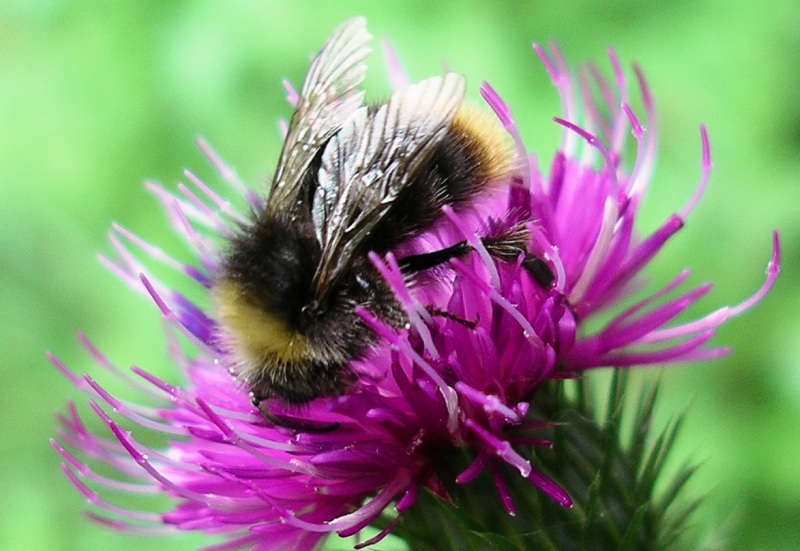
364 103 515 253
437 103 516 196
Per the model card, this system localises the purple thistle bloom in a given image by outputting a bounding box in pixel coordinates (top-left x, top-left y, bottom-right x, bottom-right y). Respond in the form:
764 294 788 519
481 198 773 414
52 22 779 551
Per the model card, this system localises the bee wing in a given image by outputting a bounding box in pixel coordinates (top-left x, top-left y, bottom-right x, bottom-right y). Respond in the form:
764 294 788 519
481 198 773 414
266 16 371 212
313 73 467 297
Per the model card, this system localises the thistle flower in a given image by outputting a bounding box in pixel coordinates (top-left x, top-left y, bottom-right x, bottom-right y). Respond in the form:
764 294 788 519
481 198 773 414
51 19 779 551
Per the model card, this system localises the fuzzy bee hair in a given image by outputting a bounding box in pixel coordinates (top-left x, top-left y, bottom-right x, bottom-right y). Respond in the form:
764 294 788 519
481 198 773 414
213 17 547 409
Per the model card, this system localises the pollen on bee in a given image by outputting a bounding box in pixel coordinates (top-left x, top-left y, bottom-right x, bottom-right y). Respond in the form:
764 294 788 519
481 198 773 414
213 280 311 367
451 103 516 182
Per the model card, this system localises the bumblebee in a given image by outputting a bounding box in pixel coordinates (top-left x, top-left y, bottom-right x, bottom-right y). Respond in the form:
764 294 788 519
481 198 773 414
213 17 553 410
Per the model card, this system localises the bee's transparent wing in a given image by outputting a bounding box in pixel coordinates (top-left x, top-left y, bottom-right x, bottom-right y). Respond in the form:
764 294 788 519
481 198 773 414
266 16 371 212
313 73 466 297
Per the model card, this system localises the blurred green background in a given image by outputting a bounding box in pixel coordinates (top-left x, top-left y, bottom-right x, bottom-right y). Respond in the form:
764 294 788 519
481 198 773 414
1 1 798 549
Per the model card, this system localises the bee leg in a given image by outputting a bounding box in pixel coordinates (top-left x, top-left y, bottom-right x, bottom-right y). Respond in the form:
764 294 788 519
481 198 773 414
521 254 556 288
264 410 341 433
481 231 556 288
426 306 478 328
398 234 555 289
251 392 340 432
398 240 473 273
